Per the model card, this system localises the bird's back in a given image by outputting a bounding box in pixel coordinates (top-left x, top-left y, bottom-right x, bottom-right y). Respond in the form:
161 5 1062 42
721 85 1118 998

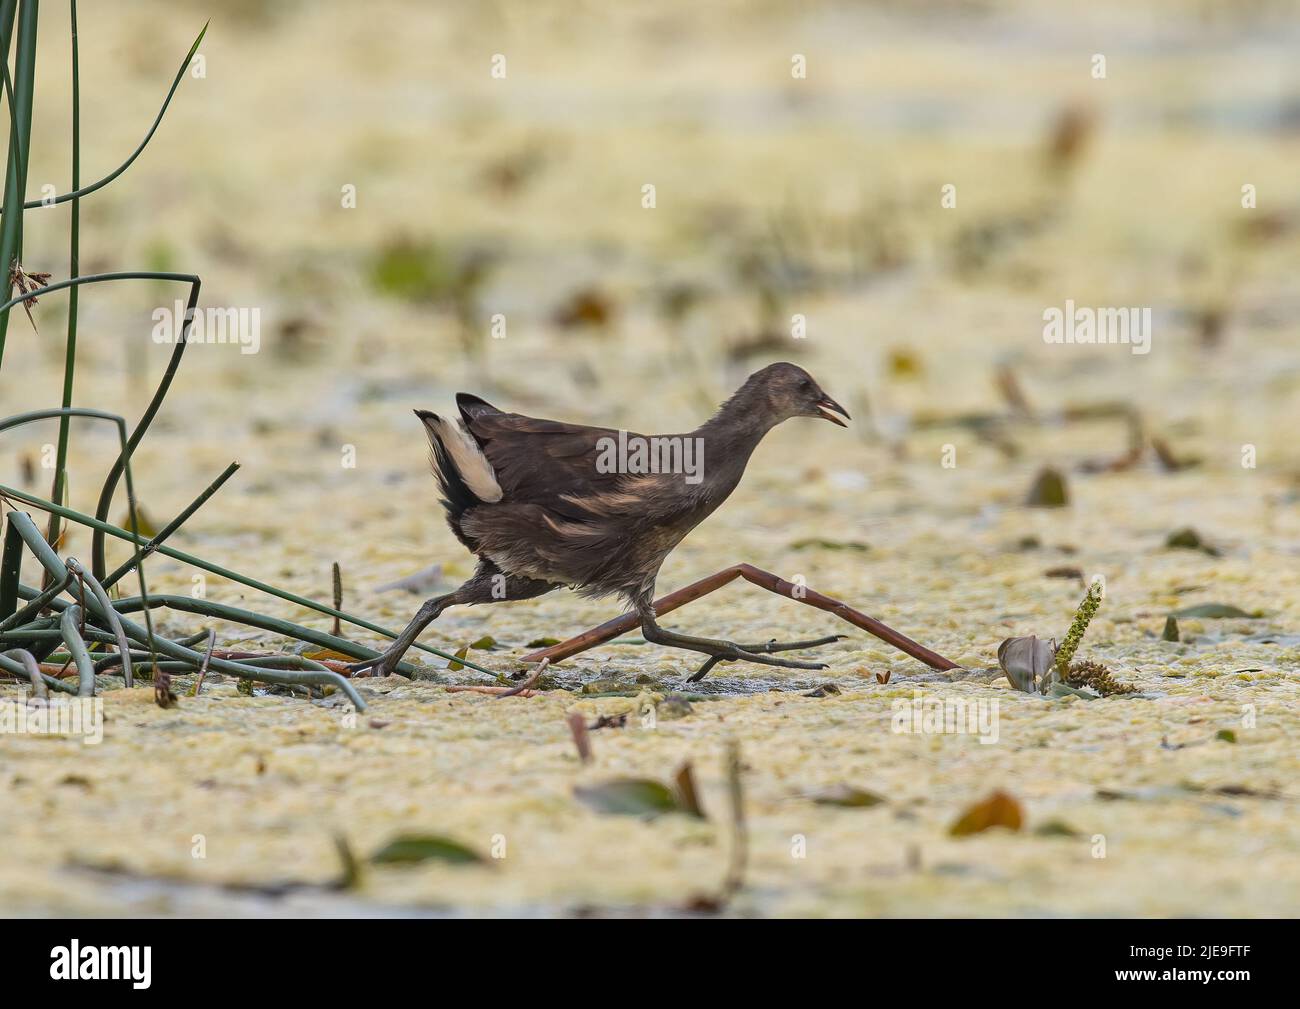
422 394 730 597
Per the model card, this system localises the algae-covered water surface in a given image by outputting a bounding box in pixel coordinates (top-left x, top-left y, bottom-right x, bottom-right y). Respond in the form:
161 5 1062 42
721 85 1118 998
1 0 1298 919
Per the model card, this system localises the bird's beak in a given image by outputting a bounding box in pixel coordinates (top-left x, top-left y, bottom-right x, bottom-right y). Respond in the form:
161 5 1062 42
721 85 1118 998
815 395 850 427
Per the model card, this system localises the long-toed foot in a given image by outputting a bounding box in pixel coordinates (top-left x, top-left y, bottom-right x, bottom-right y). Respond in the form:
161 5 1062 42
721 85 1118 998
683 633 842 681
688 650 824 682
686 645 830 682
732 634 844 655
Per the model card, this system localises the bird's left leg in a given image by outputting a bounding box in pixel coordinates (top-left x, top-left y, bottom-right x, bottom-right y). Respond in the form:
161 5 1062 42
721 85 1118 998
348 563 558 677
347 590 460 678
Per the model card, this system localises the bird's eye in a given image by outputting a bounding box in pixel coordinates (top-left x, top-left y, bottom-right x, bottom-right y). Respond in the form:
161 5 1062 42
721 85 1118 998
800 379 813 392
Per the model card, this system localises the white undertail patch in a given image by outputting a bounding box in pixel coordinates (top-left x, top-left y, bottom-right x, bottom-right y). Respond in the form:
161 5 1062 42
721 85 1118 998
423 414 504 503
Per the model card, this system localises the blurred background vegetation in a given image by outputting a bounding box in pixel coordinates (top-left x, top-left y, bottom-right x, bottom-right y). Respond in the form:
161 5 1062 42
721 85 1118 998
2 0 1298 594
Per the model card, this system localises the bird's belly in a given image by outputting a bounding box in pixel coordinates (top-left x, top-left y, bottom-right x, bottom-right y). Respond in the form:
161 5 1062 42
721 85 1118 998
466 503 692 597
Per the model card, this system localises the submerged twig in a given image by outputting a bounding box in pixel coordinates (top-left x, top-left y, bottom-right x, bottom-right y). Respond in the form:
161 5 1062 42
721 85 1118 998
496 657 547 699
445 684 540 697
722 740 747 900
331 562 342 637
567 710 592 763
522 563 957 672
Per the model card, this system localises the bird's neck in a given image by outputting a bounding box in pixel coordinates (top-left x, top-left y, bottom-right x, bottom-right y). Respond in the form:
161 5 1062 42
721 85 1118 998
700 381 780 437
694 386 781 477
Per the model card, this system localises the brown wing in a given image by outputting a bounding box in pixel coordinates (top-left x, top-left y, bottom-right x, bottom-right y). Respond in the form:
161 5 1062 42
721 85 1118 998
457 393 641 521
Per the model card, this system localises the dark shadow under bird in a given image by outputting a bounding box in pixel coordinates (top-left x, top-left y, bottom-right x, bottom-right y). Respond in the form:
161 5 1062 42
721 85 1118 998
350 362 850 678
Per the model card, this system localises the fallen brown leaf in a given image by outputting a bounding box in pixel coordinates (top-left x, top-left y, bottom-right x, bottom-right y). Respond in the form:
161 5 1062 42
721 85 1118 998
949 790 1024 836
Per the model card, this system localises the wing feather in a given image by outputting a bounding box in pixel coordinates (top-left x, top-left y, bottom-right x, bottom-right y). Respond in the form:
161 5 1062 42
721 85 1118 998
457 396 640 517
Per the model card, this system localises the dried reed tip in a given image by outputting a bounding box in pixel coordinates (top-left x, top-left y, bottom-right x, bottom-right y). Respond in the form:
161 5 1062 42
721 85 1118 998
1066 659 1136 697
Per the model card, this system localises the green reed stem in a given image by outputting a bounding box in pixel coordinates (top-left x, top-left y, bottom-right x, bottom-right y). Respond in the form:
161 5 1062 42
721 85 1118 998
11 586 421 676
0 0 37 369
0 408 151 668
44 0 82 559
59 603 94 697
1 20 205 215
101 461 240 589
0 483 493 673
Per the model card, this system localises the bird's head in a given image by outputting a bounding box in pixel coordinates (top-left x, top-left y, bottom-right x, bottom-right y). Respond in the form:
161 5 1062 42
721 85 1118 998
745 362 851 428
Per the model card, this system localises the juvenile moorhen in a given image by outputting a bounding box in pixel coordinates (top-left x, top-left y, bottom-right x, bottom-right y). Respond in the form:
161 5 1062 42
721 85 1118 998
351 362 850 678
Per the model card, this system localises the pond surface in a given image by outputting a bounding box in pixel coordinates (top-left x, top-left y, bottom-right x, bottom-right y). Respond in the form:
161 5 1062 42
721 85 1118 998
1 0 1298 916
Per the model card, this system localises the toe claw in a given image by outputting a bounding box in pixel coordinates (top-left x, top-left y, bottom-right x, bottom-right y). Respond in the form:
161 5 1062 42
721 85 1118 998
347 655 392 678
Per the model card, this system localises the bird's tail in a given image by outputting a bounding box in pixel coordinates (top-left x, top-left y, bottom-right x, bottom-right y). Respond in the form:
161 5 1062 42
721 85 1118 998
414 410 504 523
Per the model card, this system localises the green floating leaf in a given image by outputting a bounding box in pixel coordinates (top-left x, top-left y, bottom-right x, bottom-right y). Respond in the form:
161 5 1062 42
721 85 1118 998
1216 729 1237 744
1162 615 1180 641
469 635 498 650
1165 527 1220 556
809 784 886 808
369 238 454 303
527 637 561 648
1046 681 1100 700
1170 603 1253 619
575 779 686 818
448 645 469 671
1034 819 1082 838
790 538 870 553
370 834 486 866
1025 466 1068 508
